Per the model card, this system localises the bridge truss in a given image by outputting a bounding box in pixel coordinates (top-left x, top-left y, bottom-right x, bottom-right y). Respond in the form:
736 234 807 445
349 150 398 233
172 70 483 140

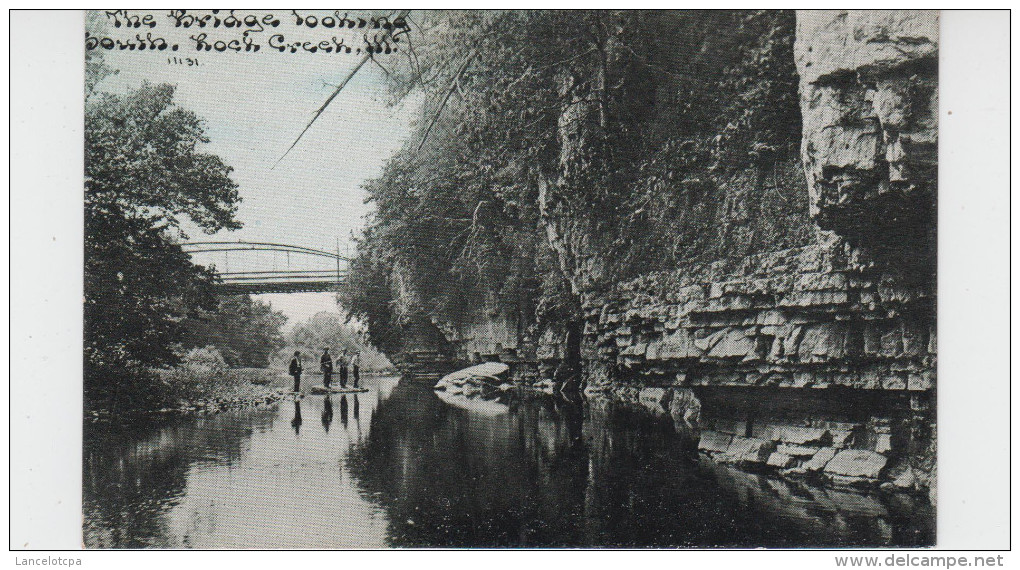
182 241 349 295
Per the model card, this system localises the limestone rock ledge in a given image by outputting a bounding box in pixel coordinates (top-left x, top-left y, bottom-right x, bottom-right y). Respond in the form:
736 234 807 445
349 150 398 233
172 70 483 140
583 383 932 494
581 235 934 392
578 232 934 494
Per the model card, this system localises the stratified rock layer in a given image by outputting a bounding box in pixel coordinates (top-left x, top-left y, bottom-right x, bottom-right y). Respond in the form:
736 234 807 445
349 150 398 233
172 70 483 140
581 234 933 392
575 230 933 489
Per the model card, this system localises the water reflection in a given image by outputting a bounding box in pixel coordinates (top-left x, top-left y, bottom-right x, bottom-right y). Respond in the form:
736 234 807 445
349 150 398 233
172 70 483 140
349 381 932 547
321 395 333 432
84 380 396 549
83 407 277 548
290 400 302 435
83 375 933 549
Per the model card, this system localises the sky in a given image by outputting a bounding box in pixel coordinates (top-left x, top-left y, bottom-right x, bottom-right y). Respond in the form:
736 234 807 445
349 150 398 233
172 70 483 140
92 10 423 327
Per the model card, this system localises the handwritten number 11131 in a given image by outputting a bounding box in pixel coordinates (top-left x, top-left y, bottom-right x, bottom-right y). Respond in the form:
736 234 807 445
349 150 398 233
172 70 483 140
168 57 199 66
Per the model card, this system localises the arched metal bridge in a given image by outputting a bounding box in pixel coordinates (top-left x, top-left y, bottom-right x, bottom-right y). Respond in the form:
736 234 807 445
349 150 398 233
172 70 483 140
182 241 349 294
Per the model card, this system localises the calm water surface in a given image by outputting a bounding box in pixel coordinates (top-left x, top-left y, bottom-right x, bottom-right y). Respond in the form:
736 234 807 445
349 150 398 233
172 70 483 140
83 375 934 548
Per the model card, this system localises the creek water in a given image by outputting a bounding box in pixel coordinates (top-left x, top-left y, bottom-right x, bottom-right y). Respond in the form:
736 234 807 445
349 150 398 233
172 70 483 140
83 375 934 548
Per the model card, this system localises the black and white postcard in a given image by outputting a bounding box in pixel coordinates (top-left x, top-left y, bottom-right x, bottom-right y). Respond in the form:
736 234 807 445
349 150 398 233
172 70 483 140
8 8 1013 555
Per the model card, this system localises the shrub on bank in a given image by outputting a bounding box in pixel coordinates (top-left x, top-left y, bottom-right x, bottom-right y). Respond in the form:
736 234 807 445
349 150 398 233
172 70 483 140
181 345 228 374
152 366 286 403
86 363 287 414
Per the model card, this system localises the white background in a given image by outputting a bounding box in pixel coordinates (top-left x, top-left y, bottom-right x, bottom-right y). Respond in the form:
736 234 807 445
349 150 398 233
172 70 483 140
5 7 1014 560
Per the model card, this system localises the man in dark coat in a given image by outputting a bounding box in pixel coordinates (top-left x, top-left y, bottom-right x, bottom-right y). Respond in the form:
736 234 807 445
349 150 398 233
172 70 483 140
320 348 334 388
289 351 303 392
337 351 349 388
350 352 361 388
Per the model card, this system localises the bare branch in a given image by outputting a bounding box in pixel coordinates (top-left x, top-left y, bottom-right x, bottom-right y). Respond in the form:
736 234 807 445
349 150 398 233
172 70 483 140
273 9 410 169
417 48 479 152
369 55 393 78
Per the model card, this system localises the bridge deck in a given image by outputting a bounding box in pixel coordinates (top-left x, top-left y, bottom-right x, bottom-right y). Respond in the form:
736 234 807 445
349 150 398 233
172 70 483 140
215 281 341 294
183 241 348 295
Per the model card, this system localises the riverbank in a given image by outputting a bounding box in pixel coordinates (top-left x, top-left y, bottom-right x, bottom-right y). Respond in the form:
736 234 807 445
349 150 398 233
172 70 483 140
85 367 398 421
578 378 934 502
85 367 291 421
437 364 933 503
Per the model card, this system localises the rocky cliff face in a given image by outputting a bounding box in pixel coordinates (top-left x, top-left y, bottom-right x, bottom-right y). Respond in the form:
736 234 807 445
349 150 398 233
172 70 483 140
578 231 934 491
796 10 938 285
423 10 938 496
581 233 933 393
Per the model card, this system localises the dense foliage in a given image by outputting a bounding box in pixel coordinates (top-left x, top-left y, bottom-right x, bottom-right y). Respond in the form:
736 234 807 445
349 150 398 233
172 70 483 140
281 312 393 372
341 10 811 360
181 295 288 368
85 78 242 409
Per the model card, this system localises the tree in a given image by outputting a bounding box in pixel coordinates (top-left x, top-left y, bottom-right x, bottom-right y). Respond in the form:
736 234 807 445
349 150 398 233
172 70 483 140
283 312 392 371
340 11 811 362
287 312 364 355
85 81 241 407
181 295 288 368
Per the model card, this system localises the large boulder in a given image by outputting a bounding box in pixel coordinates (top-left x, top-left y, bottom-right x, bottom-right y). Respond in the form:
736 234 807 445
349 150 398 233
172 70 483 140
824 449 888 479
722 437 776 465
434 362 510 392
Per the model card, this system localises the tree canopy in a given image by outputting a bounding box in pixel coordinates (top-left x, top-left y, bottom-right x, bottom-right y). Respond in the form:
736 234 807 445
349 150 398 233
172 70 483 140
282 312 393 371
340 10 811 360
181 295 288 368
85 79 243 407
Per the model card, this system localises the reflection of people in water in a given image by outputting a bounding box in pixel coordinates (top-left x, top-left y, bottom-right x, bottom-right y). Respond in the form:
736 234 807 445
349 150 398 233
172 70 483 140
352 394 362 439
321 395 334 432
291 400 303 435
320 348 333 389
339 394 349 428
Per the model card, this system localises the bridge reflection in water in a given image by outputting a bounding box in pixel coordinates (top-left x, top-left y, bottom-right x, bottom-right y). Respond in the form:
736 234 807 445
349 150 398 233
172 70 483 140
181 241 347 295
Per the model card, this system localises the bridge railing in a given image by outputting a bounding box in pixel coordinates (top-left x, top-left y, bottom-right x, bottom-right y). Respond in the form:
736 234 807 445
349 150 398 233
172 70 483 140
182 241 349 294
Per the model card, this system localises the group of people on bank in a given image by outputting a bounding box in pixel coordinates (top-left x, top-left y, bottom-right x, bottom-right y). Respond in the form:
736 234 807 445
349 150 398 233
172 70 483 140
288 348 360 391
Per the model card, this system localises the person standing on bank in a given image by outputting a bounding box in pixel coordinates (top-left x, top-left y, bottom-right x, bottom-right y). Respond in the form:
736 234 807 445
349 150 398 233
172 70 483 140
337 351 349 388
351 352 361 388
320 348 333 389
289 351 303 392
